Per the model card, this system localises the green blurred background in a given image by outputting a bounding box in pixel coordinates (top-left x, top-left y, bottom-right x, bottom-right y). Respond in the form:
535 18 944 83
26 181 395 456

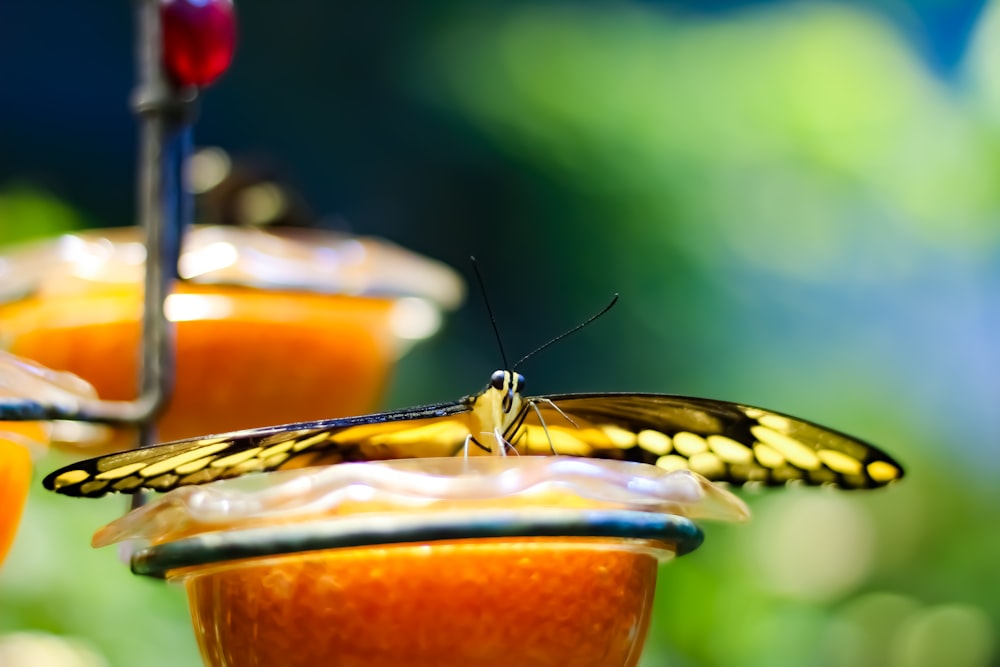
1 1 999 665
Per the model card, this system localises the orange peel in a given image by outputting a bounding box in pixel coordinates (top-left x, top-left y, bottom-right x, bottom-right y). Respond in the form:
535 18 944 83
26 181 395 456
0 425 34 564
186 539 659 667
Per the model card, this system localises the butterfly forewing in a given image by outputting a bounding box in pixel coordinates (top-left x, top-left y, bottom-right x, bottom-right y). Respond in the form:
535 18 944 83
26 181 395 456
43 401 475 498
512 394 904 489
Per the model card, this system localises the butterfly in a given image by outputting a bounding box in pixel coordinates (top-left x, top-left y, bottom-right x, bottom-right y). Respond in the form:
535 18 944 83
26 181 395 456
43 368 904 498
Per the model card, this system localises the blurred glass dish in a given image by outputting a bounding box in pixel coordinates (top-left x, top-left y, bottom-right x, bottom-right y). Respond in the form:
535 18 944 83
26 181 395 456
0 352 107 564
98 457 749 667
0 226 464 449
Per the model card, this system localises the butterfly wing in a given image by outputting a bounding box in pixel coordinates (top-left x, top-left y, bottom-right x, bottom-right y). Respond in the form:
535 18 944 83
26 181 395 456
509 394 903 488
43 400 475 498
43 391 904 497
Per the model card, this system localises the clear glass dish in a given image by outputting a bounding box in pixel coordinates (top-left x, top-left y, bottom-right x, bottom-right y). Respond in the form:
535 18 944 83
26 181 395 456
0 352 105 564
98 457 749 667
0 226 463 448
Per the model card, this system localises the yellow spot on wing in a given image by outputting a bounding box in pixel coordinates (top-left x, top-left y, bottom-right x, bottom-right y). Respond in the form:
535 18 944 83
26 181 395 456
146 473 179 489
210 448 263 468
139 443 233 478
673 432 708 457
867 460 901 483
655 454 690 472
601 425 637 448
53 470 90 488
232 458 268 474
757 413 792 431
260 441 296 458
80 480 109 495
113 477 144 491
192 437 229 446
358 421 468 447
518 426 591 455
292 432 332 452
817 449 863 475
179 468 225 486
707 435 754 464
688 452 725 477
264 452 291 468
541 427 592 455
277 451 326 470
95 462 147 480
258 430 312 448
175 457 213 475
637 430 672 456
751 425 820 470
753 442 785 469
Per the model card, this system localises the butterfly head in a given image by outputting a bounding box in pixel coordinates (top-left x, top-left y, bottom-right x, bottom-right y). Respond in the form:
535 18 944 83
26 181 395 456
490 370 526 414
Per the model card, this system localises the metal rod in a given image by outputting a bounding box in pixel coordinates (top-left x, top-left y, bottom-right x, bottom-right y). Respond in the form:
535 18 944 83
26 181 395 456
0 398 165 424
130 0 195 512
0 0 193 431
133 0 191 447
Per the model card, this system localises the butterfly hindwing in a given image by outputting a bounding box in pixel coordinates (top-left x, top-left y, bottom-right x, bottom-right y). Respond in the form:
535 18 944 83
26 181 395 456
42 400 475 498
510 394 904 489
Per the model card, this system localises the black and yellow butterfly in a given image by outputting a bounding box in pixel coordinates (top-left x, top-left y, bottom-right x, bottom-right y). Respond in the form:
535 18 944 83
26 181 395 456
43 369 904 498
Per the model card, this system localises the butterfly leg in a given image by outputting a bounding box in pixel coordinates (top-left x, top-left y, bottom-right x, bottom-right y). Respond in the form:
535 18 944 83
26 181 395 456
461 434 493 457
496 428 521 457
490 429 509 456
527 401 558 455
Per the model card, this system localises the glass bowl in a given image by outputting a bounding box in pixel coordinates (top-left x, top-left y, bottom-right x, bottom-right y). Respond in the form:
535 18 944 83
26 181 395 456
97 457 749 667
0 226 463 449
0 351 105 564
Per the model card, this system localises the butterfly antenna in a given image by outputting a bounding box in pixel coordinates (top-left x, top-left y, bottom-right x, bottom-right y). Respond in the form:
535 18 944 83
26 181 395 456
471 256 510 370
513 294 619 370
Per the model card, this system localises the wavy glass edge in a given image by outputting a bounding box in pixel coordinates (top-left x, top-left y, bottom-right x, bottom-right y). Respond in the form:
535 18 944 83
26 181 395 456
95 457 749 549
0 352 108 450
0 226 464 309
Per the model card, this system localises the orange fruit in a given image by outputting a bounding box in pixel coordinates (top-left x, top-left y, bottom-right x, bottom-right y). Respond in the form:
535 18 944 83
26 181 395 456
0 285 399 448
0 424 37 564
183 539 660 667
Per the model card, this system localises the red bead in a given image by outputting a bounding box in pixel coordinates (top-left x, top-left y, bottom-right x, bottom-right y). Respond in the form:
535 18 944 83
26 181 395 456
161 0 237 88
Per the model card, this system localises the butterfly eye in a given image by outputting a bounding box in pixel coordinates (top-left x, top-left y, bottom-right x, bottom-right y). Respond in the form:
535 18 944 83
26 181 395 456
490 370 507 390
514 373 526 394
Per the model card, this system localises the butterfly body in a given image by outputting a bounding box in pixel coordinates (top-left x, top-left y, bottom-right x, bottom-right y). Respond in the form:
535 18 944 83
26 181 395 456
43 370 904 498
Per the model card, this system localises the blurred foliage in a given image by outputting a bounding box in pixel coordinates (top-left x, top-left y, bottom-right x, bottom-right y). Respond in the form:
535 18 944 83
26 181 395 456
2 1 1000 666
0 185 87 245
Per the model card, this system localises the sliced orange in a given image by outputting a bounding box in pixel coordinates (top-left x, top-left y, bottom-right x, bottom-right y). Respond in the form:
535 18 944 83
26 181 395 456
1 285 398 447
0 424 37 564
185 539 658 667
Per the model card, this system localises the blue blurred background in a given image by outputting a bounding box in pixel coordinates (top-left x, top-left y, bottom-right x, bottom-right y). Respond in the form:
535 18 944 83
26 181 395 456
1 1 999 665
